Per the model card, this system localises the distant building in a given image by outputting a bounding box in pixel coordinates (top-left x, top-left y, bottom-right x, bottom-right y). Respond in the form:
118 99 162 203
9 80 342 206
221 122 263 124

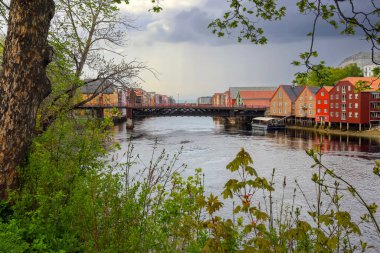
235 90 275 108
228 86 277 107
339 52 380 69
212 93 224 106
315 86 333 124
269 85 304 117
363 64 379 77
197 96 213 105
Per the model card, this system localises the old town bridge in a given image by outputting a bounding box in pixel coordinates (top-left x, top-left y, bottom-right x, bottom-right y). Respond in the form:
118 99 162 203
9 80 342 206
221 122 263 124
78 104 268 119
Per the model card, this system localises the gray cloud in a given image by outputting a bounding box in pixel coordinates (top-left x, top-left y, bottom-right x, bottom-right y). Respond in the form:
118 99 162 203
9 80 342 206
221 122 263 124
131 0 369 46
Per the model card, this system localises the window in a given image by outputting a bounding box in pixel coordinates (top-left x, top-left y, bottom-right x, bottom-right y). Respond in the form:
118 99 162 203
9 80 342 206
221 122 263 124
279 92 282 98
324 109 327 113
341 112 346 120
330 104 333 109
330 94 334 100
349 112 352 118
349 94 352 99
355 112 358 118
342 95 346 102
336 94 339 99
279 102 282 106
348 85 351 91
335 112 339 117
355 103 358 109
335 103 339 108
309 110 312 115
279 108 282 113
284 108 287 113
342 86 346 94
372 93 380 99
321 91 325 96
355 94 359 99
318 100 321 104
317 108 321 113
324 100 328 104
342 104 346 111
309 103 312 108
309 96 312 101
273 102 276 107
349 103 352 108
337 86 340 92
273 109 276 113
330 112 334 117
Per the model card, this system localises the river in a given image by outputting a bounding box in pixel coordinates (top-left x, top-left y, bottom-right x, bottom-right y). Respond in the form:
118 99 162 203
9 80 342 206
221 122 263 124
111 116 380 250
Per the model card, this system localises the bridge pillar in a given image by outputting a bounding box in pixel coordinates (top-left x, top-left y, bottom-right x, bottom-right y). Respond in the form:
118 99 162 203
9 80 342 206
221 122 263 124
95 108 104 118
126 108 134 129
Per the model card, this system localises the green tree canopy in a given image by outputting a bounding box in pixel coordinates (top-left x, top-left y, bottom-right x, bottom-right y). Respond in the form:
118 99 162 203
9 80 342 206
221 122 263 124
294 64 363 87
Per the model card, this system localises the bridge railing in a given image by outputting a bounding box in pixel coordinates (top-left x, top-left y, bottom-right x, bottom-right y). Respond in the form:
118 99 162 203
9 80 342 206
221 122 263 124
78 103 268 110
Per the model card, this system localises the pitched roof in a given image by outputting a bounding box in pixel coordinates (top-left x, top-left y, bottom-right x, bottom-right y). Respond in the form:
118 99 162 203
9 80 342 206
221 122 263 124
323 86 333 92
238 90 275 100
81 79 115 94
307 86 320 95
229 86 277 99
339 77 380 91
279 85 304 102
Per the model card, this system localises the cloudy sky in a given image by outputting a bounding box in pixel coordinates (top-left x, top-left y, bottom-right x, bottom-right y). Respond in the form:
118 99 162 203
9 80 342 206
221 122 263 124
118 0 371 101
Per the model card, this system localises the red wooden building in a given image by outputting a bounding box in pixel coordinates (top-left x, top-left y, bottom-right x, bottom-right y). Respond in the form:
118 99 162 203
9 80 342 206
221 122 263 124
315 86 333 125
329 77 380 130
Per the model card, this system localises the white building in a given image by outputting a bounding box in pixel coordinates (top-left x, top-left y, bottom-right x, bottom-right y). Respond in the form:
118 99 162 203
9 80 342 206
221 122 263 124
338 52 380 69
363 64 379 77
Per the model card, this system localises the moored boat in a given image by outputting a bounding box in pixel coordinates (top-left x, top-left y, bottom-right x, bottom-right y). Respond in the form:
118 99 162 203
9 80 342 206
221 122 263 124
251 117 286 130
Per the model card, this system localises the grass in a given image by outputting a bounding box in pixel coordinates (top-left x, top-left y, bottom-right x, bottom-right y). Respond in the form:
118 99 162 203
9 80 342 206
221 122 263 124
286 125 380 139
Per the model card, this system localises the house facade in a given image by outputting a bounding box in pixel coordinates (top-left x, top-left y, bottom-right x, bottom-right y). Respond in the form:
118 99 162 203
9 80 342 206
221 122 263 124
269 85 303 117
294 86 320 119
315 86 333 124
329 77 380 130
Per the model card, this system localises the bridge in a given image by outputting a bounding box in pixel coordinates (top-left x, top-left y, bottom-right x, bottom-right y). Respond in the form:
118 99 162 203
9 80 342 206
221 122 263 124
78 104 268 118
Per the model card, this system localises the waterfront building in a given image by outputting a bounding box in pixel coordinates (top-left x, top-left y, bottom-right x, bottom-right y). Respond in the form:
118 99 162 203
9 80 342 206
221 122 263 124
212 93 224 106
80 79 122 116
269 85 304 118
197 96 213 105
223 90 229 106
228 86 277 107
235 90 275 108
329 77 380 130
294 86 320 124
147 92 156 106
315 86 333 125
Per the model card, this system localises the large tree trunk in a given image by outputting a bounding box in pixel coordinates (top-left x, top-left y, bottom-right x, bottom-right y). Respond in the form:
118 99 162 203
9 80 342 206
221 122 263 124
0 0 55 199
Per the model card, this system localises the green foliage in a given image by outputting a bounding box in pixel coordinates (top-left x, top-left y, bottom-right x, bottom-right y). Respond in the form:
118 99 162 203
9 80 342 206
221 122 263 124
1 119 379 252
294 64 363 86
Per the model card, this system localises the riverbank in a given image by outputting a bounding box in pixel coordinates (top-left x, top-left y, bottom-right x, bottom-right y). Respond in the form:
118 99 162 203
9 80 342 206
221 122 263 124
286 125 380 139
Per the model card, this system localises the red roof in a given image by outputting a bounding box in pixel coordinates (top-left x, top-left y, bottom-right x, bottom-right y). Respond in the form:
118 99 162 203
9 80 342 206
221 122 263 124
244 99 270 107
238 90 275 100
339 77 380 91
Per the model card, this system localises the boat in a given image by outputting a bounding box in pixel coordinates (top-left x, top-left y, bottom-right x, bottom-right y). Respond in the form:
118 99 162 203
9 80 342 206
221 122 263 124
251 117 286 130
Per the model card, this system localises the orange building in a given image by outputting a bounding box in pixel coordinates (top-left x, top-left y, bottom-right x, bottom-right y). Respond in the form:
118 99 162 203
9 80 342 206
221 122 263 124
80 79 120 117
212 93 224 106
269 85 304 117
294 86 320 119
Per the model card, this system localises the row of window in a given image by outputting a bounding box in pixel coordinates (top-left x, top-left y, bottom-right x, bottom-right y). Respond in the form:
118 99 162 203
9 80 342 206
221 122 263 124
298 109 313 116
299 103 312 109
330 103 359 109
317 99 328 104
330 111 359 118
299 96 313 101
331 93 359 100
336 85 351 93
317 108 328 113
371 112 380 119
273 102 288 107
272 108 287 114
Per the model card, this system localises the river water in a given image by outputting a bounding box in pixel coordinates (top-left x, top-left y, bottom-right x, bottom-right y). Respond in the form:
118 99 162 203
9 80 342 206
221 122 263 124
111 116 380 250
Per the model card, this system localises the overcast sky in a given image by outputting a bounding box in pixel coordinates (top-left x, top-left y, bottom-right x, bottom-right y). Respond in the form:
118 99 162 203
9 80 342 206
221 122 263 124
118 0 371 101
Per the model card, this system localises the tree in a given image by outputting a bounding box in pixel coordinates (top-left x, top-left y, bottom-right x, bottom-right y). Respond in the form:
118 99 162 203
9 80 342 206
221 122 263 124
294 63 363 86
0 0 55 199
39 0 149 130
0 0 379 199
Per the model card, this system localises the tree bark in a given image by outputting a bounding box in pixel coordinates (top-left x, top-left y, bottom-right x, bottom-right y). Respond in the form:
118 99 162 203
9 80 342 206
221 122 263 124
0 0 55 199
